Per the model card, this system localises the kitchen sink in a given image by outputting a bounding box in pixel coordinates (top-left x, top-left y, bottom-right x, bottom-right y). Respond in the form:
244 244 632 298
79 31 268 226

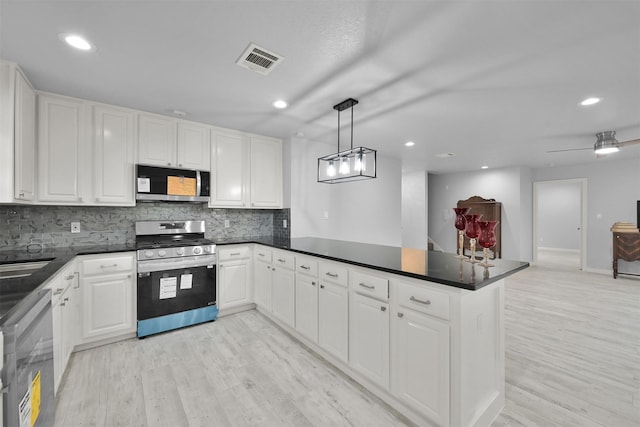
0 260 52 280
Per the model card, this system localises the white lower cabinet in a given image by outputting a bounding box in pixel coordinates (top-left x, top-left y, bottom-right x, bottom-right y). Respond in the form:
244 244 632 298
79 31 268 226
318 261 349 363
253 246 273 311
270 250 295 327
349 292 390 389
218 245 252 311
294 256 319 343
392 304 450 426
78 252 136 345
48 261 79 395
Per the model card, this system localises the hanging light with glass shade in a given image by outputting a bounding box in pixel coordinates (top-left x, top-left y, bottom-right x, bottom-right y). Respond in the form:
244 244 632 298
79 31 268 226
317 98 376 183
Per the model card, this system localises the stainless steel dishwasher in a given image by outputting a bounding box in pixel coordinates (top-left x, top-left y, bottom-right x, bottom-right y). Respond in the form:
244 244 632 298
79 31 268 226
1 288 55 427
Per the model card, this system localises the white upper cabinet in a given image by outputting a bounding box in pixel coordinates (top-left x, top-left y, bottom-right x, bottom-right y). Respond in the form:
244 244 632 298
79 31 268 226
209 129 282 209
0 61 37 204
93 105 136 205
13 67 36 202
177 121 210 170
250 135 282 208
210 129 248 207
38 93 87 203
138 113 210 170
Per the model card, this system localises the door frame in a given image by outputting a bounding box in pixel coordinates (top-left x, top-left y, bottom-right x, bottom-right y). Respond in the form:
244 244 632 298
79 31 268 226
533 178 587 270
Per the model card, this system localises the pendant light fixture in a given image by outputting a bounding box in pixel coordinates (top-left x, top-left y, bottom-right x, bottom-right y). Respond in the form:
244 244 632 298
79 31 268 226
318 98 376 183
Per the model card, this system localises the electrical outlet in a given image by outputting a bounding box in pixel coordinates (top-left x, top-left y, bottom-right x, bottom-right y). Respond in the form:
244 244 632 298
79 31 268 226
71 222 81 233
283 219 287 228
224 219 230 228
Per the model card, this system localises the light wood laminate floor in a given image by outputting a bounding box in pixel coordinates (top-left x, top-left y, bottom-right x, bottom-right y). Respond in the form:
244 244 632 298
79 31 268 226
55 263 640 427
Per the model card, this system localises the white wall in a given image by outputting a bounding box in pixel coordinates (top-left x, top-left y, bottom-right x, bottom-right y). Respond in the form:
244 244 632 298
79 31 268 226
428 167 530 261
290 137 402 246
401 171 428 249
536 181 581 250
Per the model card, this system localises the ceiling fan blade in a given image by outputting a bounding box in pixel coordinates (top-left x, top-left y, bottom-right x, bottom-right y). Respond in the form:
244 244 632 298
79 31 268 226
546 147 592 153
618 138 640 147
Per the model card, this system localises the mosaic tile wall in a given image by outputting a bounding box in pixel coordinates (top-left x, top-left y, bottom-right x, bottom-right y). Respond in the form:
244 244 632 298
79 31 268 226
0 203 290 250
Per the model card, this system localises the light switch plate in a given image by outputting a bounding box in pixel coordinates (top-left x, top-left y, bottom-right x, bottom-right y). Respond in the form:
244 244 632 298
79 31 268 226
224 219 230 228
71 222 81 233
283 219 287 228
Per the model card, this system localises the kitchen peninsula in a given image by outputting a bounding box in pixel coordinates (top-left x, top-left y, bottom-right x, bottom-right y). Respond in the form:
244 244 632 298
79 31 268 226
1 238 527 427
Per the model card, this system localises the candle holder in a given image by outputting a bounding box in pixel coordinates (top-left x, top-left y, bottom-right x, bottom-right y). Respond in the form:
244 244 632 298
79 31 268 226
464 213 482 263
477 220 498 267
453 207 470 259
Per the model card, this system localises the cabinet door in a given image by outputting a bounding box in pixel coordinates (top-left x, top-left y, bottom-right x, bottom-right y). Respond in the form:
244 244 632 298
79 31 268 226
349 293 389 389
210 130 248 207
318 281 349 363
13 69 36 201
81 271 135 342
392 309 450 427
38 94 86 203
295 273 318 343
271 266 295 327
52 291 63 394
218 259 251 309
177 121 210 170
93 105 135 205
254 259 272 311
138 113 176 167
250 136 282 208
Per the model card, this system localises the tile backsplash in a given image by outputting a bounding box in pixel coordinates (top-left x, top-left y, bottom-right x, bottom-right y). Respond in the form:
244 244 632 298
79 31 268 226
0 203 290 250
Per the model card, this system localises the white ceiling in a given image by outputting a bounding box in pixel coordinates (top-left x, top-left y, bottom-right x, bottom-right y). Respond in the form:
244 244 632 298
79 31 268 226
1 0 639 173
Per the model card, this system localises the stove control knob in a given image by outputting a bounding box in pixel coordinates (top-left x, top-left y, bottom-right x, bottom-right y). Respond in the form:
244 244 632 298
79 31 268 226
203 246 211 254
158 250 167 257
193 247 202 255
176 248 185 256
145 250 154 258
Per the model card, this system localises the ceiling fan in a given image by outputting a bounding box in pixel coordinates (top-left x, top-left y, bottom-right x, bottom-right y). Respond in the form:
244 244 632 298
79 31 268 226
546 131 640 155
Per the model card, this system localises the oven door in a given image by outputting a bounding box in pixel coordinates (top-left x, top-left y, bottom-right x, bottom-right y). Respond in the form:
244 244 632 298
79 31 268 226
137 256 216 321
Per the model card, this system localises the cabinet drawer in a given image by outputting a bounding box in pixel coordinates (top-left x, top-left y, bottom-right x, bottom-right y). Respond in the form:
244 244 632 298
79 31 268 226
319 261 348 287
350 270 388 301
272 249 295 270
254 246 273 263
396 283 450 321
218 245 250 261
295 256 318 276
82 254 134 276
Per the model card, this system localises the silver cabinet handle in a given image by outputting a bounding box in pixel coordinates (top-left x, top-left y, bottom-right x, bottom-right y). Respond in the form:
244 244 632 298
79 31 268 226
320 284 325 289
311 281 316 286
63 297 69 302
359 283 374 289
60 302 66 307
410 296 431 305
100 263 118 269
325 272 338 278
18 192 25 198
230 252 241 256
381 306 386 311
54 288 64 295
397 312 404 318
300 265 310 270
258 253 265 257
66 275 75 280
277 258 286 263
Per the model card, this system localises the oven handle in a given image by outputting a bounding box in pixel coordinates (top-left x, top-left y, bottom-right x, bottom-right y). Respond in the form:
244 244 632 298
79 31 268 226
137 255 217 274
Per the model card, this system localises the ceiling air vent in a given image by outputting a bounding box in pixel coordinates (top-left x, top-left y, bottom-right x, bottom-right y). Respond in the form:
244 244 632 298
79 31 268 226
236 43 284 75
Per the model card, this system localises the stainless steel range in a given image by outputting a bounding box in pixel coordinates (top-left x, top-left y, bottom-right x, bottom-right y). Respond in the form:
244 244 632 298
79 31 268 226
135 220 217 337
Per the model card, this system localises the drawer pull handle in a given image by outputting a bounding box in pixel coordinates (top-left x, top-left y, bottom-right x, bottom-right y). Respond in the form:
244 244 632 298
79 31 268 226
300 265 310 270
359 283 374 289
63 297 69 302
60 302 66 307
66 275 75 280
410 296 431 305
100 263 118 269
397 312 404 318
54 288 64 295
277 258 286 263
258 253 265 256
311 281 316 285
230 252 241 256
380 306 386 311
325 272 338 278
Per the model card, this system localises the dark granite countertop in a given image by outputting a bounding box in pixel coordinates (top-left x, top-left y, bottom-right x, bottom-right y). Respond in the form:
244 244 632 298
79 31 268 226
219 237 529 291
0 243 136 326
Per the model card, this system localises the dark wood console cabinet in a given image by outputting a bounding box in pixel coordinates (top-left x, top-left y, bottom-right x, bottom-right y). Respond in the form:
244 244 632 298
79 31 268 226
612 231 640 278
457 195 502 259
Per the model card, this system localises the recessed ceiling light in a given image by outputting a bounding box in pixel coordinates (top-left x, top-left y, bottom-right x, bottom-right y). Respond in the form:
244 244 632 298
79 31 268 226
273 100 287 109
481 165 489 169
172 109 187 117
58 33 96 51
580 97 601 106
405 141 415 147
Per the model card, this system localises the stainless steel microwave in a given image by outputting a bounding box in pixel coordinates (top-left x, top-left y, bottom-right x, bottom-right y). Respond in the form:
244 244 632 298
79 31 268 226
136 165 210 202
